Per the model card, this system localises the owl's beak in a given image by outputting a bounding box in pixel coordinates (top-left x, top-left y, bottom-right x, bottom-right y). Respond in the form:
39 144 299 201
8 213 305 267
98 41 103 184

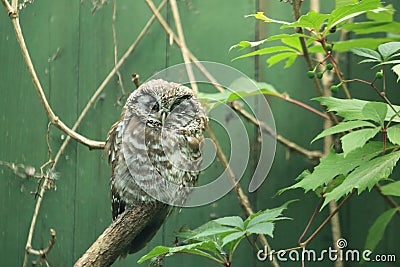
160 110 168 125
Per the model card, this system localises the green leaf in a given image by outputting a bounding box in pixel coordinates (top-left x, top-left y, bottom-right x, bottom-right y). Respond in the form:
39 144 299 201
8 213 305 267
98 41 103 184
246 12 289 25
336 0 357 8
392 64 400 82
198 81 280 110
375 59 400 67
343 21 400 35
313 97 400 122
229 40 267 51
191 226 235 239
387 124 400 145
233 46 296 60
380 181 400 197
367 4 395 22
266 52 298 68
266 33 315 42
244 200 294 228
282 10 329 30
326 0 385 30
350 47 382 61
323 151 400 208
213 216 244 230
362 102 387 126
221 232 245 247
311 120 376 143
246 222 274 237
364 208 399 253
378 42 400 60
138 241 220 264
341 128 381 156
333 38 398 53
280 142 385 193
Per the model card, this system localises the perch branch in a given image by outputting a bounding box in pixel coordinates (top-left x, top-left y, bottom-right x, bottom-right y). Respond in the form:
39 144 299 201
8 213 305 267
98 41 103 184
169 0 198 94
74 202 167 267
1 2 104 149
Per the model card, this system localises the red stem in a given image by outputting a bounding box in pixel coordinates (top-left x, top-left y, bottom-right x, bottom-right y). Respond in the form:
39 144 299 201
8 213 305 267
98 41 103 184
276 95 330 120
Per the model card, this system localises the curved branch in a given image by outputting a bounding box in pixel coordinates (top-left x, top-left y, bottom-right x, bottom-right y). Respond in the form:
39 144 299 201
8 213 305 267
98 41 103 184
2 2 105 150
74 202 167 267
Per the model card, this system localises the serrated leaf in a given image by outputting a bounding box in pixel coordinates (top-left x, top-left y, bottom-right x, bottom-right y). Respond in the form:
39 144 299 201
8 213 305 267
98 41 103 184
266 33 314 42
362 102 387 126
246 209 283 229
378 42 400 60
367 4 394 22
280 142 385 193
323 151 400 208
364 208 399 253
336 0 357 8
341 128 381 156
387 124 400 145
313 97 400 123
267 52 298 68
392 64 400 82
247 12 290 25
246 222 274 237
359 58 380 64
282 10 329 30
342 21 400 35
229 40 267 51
312 120 376 143
138 246 170 263
198 81 280 110
233 46 296 60
330 38 397 53
350 47 382 61
244 200 294 228
213 216 244 230
380 181 400 196
374 60 400 67
221 232 245 247
326 0 385 30
191 226 235 239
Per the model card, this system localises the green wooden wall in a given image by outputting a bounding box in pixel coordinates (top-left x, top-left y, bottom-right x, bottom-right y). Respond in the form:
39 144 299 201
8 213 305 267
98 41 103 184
0 0 399 266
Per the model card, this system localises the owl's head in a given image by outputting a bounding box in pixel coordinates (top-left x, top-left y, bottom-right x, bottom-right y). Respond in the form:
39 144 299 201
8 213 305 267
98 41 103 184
125 79 206 130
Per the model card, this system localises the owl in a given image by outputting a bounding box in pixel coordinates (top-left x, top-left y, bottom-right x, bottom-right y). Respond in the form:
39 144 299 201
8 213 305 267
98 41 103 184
105 79 207 255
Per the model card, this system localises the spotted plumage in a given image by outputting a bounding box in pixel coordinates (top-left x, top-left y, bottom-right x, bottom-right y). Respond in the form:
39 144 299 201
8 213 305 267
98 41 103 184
105 79 207 255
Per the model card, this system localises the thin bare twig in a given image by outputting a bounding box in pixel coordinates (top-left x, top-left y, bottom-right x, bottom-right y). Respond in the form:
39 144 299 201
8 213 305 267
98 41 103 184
169 0 198 94
2 3 104 149
374 184 400 216
230 102 323 160
300 191 354 247
112 0 126 101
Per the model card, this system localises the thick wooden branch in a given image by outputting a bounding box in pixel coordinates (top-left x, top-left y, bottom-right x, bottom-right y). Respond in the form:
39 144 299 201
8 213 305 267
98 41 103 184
74 202 167 267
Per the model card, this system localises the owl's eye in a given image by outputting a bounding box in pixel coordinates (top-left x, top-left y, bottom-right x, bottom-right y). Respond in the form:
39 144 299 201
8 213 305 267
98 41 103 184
170 95 192 111
151 102 160 112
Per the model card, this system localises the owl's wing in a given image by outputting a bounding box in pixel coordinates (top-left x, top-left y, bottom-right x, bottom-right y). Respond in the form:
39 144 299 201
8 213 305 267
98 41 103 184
105 119 128 220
